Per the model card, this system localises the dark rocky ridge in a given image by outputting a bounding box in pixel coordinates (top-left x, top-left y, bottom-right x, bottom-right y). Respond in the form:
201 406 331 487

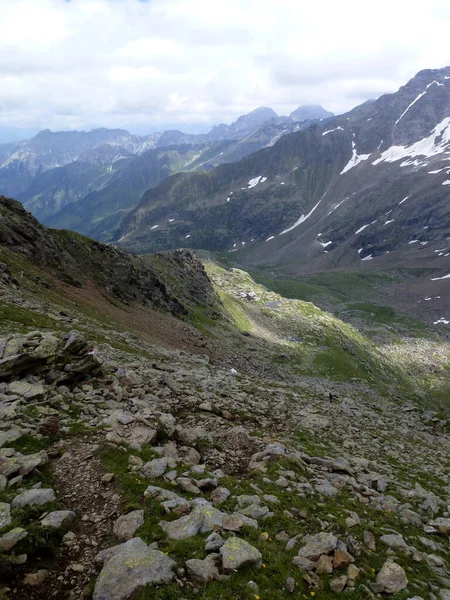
0 196 221 319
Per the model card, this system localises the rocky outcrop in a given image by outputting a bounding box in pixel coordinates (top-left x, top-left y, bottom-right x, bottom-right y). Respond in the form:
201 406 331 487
0 330 101 382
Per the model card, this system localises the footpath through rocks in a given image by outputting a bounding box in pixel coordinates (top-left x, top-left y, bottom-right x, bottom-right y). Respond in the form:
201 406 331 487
1 328 450 600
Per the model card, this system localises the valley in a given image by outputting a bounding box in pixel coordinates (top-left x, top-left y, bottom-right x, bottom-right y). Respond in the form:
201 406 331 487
0 195 450 599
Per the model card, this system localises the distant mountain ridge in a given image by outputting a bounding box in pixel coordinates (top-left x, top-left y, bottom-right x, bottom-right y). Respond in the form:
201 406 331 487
114 67 450 280
2 104 333 239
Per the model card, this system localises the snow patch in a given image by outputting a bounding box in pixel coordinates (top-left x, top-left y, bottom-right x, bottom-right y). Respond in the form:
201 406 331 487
431 273 450 281
266 235 275 242
408 240 418 244
322 126 344 136
248 176 266 189
185 234 191 239
384 219 395 225
426 80 444 89
434 318 450 325
355 224 370 235
394 91 427 125
169 218 174 222
319 241 333 248
358 248 363 254
150 225 159 230
399 196 410 205
442 180 450 186
340 141 371 174
279 191 328 235
374 116 450 166
327 197 348 216
361 255 373 261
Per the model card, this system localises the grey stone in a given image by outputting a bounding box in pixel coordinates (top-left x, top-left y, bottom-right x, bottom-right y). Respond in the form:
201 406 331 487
330 575 347 592
12 488 56 509
240 503 270 519
113 510 145 541
210 486 230 505
0 527 28 551
220 537 262 571
380 533 408 548
372 561 408 593
160 510 203 540
8 381 45 401
158 413 176 436
41 510 75 530
429 518 450 535
297 532 338 561
142 457 168 479
205 532 224 552
0 502 11 529
185 558 219 582
93 537 175 600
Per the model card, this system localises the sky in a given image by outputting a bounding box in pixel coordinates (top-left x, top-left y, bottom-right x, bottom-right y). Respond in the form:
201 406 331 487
1 0 450 136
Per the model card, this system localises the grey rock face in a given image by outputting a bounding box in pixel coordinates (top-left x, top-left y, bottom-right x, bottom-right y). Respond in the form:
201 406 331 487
220 537 262 571
93 537 176 600
12 488 56 509
113 510 145 541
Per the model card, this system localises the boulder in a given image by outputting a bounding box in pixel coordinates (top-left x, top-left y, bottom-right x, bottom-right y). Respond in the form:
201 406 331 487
113 510 145 541
93 538 175 600
297 532 337 561
0 330 101 382
41 510 75 530
185 558 219 582
8 381 45 401
142 458 168 479
12 488 56 509
0 527 28 551
0 502 11 529
160 510 203 540
371 561 408 593
220 537 262 571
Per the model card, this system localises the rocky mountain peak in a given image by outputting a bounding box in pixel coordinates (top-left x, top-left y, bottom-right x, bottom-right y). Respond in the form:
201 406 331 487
289 104 334 122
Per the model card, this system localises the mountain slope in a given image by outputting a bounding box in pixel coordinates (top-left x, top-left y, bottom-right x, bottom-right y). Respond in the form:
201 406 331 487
115 67 450 282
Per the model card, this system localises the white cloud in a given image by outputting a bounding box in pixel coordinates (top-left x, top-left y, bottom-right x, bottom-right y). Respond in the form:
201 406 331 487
1 0 450 132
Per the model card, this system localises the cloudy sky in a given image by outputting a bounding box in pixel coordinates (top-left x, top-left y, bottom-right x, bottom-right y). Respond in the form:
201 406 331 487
1 0 450 135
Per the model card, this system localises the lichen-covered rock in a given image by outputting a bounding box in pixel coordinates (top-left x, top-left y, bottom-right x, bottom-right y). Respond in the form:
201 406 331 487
159 510 203 540
0 527 28 551
93 537 176 600
40 510 75 530
371 561 408 593
12 488 56 509
220 537 262 571
113 510 144 541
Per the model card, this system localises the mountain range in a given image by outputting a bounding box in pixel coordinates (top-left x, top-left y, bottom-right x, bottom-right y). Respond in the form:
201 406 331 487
0 105 331 240
115 67 450 282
